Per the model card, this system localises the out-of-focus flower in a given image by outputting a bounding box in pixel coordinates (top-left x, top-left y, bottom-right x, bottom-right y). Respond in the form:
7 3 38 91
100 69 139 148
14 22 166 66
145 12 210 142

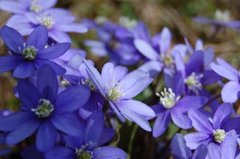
171 134 207 159
134 27 187 77
185 103 239 158
0 25 69 78
45 111 127 159
152 79 207 137
6 8 88 42
0 65 90 151
84 61 155 131
194 10 234 28
211 58 240 103
84 19 148 65
0 0 57 14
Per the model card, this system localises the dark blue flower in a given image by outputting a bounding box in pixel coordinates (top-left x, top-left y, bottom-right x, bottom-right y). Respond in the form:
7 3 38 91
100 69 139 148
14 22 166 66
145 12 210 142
0 65 90 151
0 25 70 78
45 110 127 159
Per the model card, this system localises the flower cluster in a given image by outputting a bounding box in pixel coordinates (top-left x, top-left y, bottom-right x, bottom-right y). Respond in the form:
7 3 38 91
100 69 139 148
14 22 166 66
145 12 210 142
0 1 240 159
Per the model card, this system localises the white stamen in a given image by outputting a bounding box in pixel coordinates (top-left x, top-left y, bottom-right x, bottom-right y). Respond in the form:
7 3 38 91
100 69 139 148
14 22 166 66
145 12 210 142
30 0 42 13
156 88 180 109
119 16 137 28
38 15 55 29
31 99 54 118
213 129 226 143
184 72 203 93
215 10 231 22
107 85 123 101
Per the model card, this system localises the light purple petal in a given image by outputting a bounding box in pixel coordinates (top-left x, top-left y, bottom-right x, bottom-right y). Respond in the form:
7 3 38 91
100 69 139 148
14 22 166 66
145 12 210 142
192 144 208 159
84 40 107 57
49 30 71 43
0 1 27 14
109 101 126 122
175 96 207 111
171 134 192 159
210 58 239 81
138 61 163 77
119 70 153 99
188 110 213 133
134 39 158 60
220 130 238 159
221 81 240 103
117 101 152 131
35 59 66 75
13 62 35 79
38 0 57 9
184 132 210 149
159 27 171 53
93 146 127 159
213 103 233 129
206 143 220 159
55 23 88 33
171 108 192 129
153 110 170 137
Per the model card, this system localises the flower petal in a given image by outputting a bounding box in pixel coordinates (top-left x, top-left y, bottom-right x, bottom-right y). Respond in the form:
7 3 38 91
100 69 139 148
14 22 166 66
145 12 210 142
45 147 74 159
84 111 104 144
49 30 71 43
159 27 171 53
175 96 207 111
38 43 70 59
55 23 88 33
0 26 25 54
51 113 83 136
119 70 153 99
36 122 57 152
184 132 210 149
55 85 90 113
213 103 233 129
206 143 220 159
35 59 66 75
93 146 127 159
138 61 163 77
171 108 192 129
188 110 213 133
0 112 35 131
221 81 240 103
0 56 22 72
17 80 40 110
153 111 171 137
192 144 208 159
171 134 192 159
220 130 238 159
13 62 35 79
0 1 27 14
134 39 158 60
37 65 58 102
27 25 48 50
6 118 40 145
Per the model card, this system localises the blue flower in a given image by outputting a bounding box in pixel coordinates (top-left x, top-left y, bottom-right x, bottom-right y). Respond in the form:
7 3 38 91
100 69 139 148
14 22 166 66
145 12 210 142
0 0 57 14
185 103 240 158
84 61 155 131
45 110 127 159
0 65 90 151
0 25 70 78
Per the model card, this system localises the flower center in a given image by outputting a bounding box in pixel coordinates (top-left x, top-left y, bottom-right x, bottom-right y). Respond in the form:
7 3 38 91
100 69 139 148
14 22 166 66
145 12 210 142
213 129 226 143
161 54 174 66
22 46 37 61
215 10 230 22
156 88 180 109
118 16 137 28
30 0 42 12
75 142 95 159
31 99 54 118
107 85 122 101
82 79 96 91
184 72 203 92
38 15 55 29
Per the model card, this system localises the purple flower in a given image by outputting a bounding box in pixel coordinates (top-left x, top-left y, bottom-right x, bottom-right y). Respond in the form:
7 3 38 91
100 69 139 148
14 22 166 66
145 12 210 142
0 25 69 78
6 8 88 42
45 111 127 159
171 134 207 159
152 85 207 137
84 19 145 65
211 58 240 103
185 103 239 158
0 0 57 14
134 27 187 77
0 65 90 151
84 61 155 131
